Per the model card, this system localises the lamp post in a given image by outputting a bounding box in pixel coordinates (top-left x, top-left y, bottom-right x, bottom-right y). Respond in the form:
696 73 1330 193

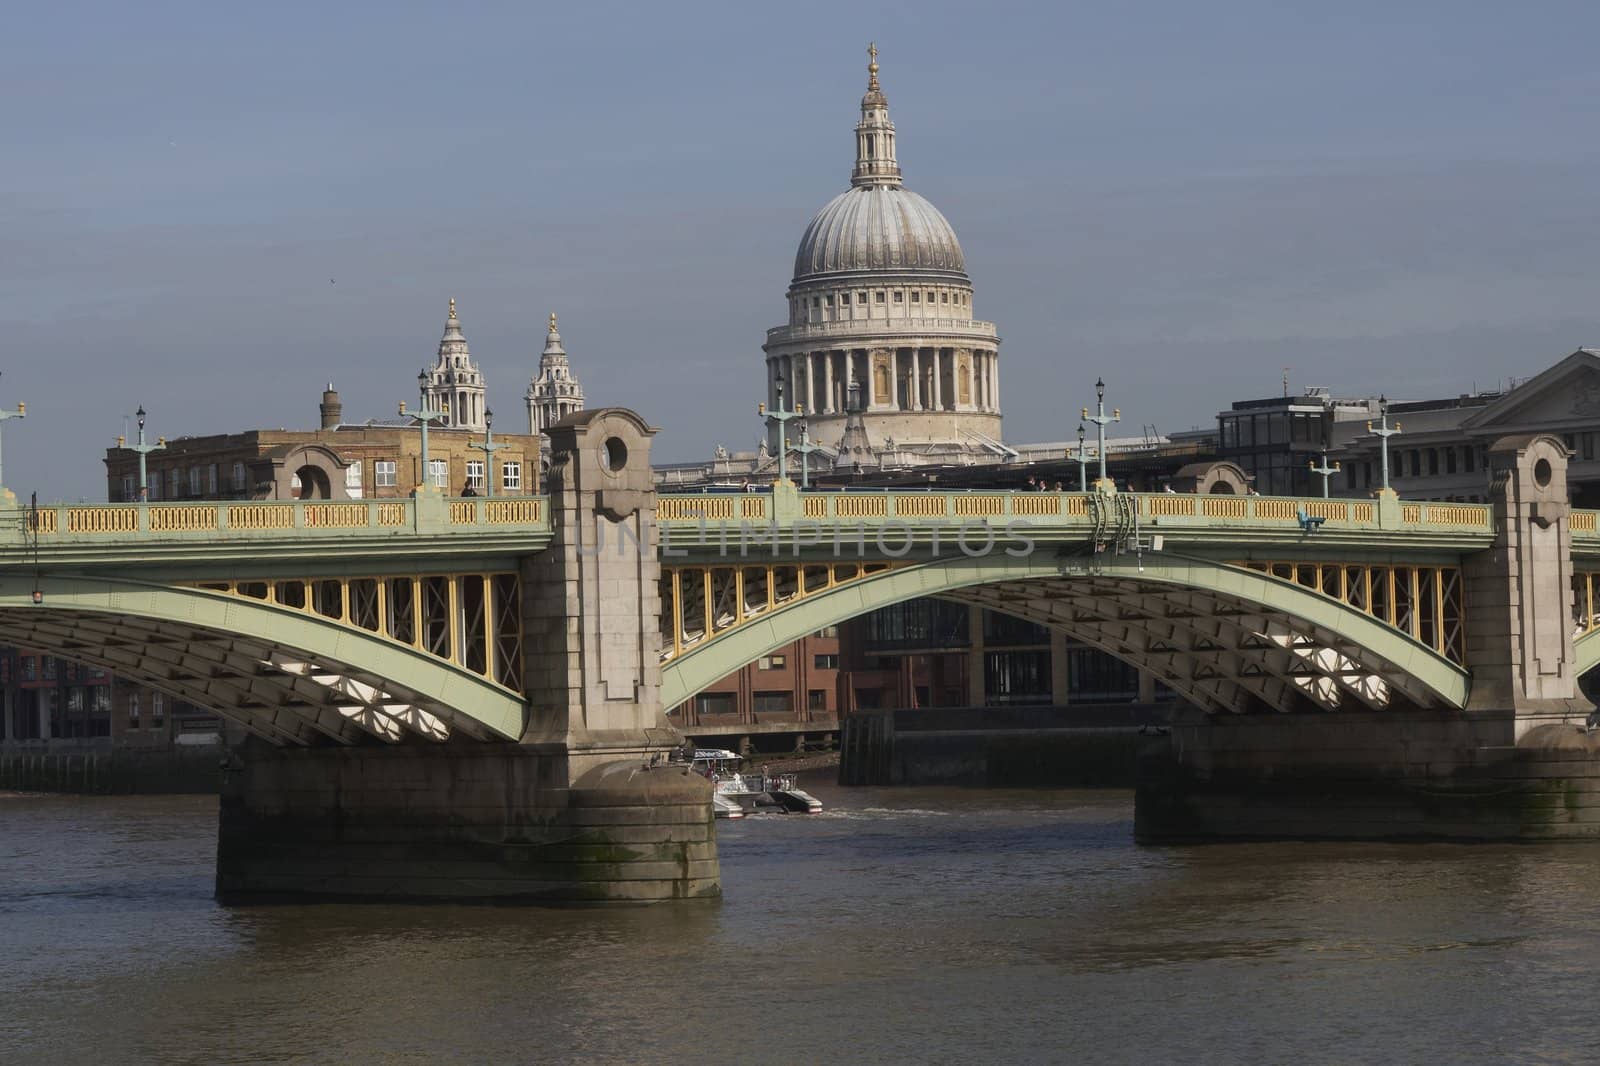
471 408 506 498
1308 452 1342 498
402 370 448 493
1365 394 1402 492
124 405 165 503
793 417 824 489
0 373 24 499
1081 377 1120 489
759 373 800 485
1072 422 1089 491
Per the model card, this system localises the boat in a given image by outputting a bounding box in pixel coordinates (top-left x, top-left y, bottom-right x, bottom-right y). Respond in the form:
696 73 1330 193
687 748 822 817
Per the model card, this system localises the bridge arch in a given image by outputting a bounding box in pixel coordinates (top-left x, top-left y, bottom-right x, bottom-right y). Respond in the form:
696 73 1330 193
658 553 1470 714
0 575 525 745
1575 629 1600 679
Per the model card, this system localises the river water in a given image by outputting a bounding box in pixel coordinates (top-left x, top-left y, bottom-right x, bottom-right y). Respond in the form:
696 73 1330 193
4 782 1600 1064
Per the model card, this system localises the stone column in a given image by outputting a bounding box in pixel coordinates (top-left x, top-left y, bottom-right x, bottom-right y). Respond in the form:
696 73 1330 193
864 350 877 407
909 349 920 409
1050 629 1070 705
967 603 986 706
1463 434 1589 728
988 354 1000 413
822 351 835 413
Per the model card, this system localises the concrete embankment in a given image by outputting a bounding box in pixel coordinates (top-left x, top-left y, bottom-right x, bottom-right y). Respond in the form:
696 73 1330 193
0 747 221 794
839 705 1172 787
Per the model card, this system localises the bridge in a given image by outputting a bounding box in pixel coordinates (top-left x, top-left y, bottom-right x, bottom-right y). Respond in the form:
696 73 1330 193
3 413 1598 900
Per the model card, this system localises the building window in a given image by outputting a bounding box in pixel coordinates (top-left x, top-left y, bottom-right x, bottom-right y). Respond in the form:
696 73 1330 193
1446 449 1457 475
1427 449 1439 476
814 654 839 669
502 461 522 492
127 690 140 730
232 461 246 491
893 291 903 303
20 655 35 681
189 467 202 496
151 692 165 728
42 656 56 681
121 475 134 501
808 690 828 711
466 460 485 491
694 693 735 716
910 291 920 302
813 625 839 638
824 294 833 306
941 292 949 303
169 469 181 497
875 291 884 303
208 464 219 493
753 692 792 715
811 296 820 307
1463 448 1474 473
857 292 867 304
375 460 397 488
758 654 787 670
428 458 448 487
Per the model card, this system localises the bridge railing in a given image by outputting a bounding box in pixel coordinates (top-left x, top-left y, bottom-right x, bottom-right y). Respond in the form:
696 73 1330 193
656 490 1495 533
13 496 549 542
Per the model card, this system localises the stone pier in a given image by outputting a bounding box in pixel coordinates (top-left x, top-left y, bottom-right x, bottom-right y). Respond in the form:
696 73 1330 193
217 409 719 902
1137 434 1600 842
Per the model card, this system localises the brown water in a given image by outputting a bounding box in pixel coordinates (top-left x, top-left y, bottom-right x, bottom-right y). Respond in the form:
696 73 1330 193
4 783 1600 1064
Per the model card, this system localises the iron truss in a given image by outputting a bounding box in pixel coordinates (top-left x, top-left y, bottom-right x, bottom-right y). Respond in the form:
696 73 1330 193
659 561 900 663
0 608 500 746
949 575 1445 714
186 573 524 692
1233 561 1465 666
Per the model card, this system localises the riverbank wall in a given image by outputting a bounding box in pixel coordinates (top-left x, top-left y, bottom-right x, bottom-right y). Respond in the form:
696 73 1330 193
0 745 221 794
838 704 1171 787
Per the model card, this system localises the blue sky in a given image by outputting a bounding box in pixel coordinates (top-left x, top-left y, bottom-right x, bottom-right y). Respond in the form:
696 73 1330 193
6 0 1600 498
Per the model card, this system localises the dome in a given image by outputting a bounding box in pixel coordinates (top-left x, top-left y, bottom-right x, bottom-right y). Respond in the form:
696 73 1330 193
792 185 967 285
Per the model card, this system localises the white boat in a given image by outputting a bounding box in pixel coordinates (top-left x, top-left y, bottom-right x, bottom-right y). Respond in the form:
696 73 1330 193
688 748 822 817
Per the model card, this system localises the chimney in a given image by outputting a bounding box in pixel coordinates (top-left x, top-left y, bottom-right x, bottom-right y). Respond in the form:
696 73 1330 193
319 383 342 430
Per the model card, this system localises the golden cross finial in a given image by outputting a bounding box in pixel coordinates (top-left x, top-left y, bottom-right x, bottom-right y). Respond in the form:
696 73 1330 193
448 297 457 318
867 42 879 90
549 311 558 332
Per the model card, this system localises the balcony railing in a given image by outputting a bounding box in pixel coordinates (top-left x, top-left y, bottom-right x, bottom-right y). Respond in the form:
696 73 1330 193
765 317 997 342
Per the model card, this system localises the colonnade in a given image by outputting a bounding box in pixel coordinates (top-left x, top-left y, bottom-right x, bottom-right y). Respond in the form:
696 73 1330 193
767 347 1000 415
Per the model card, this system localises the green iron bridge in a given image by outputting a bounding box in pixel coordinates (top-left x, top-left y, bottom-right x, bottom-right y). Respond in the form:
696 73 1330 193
2 412 1597 897
3 482 1598 745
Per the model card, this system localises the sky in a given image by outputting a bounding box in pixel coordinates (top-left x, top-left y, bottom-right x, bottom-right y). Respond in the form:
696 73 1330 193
7 0 1600 500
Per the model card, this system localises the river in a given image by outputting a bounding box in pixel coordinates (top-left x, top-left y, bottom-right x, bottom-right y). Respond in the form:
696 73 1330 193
3 782 1600 1064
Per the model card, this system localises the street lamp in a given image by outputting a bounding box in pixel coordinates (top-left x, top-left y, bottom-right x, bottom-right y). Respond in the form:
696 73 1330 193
1365 394 1402 493
0 372 25 498
402 370 448 494
125 405 165 503
471 408 506 498
1308 453 1342 498
1074 422 1089 491
793 416 824 490
759 373 800 486
1081 377 1121 488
